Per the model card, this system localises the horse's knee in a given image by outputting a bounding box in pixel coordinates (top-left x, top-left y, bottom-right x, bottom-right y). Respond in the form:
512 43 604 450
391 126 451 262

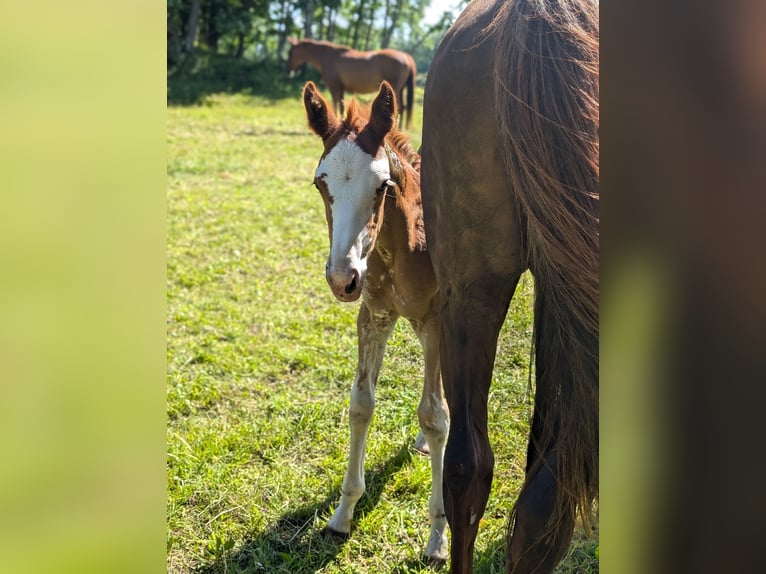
348 382 374 428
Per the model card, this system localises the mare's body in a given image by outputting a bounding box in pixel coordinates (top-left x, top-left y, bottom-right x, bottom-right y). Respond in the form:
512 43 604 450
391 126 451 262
420 0 599 572
290 39 416 129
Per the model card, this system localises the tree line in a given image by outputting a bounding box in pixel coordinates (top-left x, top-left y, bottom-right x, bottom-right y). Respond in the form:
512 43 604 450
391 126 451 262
167 0 463 71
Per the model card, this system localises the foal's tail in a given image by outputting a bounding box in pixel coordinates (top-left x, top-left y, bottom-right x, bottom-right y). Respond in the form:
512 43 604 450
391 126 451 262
493 0 599 548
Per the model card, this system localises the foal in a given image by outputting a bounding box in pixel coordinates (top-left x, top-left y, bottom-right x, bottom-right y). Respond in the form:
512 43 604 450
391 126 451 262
302 80 449 562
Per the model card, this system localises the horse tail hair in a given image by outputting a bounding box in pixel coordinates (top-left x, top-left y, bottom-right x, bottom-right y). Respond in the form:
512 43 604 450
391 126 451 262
405 58 415 129
492 0 599 547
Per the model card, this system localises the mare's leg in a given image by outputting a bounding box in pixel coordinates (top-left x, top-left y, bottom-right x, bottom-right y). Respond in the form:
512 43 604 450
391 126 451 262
327 303 398 535
420 2 527 568
413 315 450 561
439 274 521 572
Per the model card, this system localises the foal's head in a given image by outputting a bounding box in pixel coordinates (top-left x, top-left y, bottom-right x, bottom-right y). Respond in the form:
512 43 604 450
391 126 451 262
303 81 398 302
286 38 309 75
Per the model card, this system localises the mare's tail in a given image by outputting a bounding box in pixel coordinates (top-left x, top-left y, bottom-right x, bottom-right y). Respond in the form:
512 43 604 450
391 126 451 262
404 59 415 129
493 0 600 551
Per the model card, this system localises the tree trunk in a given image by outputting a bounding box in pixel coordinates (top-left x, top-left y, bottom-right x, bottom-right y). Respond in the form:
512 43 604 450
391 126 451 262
351 0 367 49
184 0 201 54
168 10 181 65
276 0 292 61
303 0 315 39
327 7 336 41
381 0 403 49
380 0 392 48
317 5 325 39
363 0 378 50
364 21 372 51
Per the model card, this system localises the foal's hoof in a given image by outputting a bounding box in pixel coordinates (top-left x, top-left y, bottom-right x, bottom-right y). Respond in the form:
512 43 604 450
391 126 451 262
322 526 350 541
423 555 447 570
413 431 431 456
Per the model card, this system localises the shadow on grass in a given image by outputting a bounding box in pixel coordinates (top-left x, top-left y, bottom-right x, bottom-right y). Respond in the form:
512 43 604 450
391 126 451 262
392 525 599 574
196 442 414 574
168 51 323 107
471 536 507 573
385 529 505 574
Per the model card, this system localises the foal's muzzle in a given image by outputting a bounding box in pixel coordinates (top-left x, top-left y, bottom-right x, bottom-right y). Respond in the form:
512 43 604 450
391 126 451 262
326 265 363 302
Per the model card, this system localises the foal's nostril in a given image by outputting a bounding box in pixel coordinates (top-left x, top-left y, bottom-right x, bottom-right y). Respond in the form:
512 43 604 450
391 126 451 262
344 271 359 294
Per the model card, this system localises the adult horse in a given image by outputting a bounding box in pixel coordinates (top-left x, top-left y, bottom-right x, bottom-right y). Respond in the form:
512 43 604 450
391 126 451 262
288 38 416 129
420 0 599 573
302 81 449 561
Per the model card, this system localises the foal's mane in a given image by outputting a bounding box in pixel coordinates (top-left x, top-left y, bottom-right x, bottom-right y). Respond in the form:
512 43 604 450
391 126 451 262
343 99 421 173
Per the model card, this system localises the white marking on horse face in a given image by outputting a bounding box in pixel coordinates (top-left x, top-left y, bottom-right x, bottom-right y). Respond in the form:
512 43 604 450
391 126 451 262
316 139 390 279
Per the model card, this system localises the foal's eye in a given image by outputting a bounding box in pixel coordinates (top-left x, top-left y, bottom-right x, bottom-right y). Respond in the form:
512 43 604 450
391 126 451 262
376 181 391 196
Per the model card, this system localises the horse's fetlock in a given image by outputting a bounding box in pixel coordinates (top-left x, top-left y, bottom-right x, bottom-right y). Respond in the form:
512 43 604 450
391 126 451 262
341 479 365 501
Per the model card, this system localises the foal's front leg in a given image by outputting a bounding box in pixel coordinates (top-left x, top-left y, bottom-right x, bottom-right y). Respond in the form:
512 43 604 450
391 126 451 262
327 303 398 536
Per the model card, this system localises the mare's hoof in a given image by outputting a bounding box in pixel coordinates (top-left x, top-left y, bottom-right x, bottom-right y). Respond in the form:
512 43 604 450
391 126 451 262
322 526 350 541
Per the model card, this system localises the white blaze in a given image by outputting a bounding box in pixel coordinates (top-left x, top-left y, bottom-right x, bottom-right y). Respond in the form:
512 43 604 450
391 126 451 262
316 139 390 275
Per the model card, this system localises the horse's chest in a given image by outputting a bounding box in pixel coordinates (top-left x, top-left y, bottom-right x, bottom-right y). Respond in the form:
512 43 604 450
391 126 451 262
377 245 394 267
366 251 434 320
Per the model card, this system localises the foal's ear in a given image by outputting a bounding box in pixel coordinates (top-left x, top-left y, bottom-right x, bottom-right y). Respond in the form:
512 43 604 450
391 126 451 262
303 81 337 140
364 81 398 144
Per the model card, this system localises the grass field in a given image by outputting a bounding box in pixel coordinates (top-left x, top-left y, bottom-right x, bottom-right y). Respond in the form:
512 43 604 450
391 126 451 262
167 79 598 573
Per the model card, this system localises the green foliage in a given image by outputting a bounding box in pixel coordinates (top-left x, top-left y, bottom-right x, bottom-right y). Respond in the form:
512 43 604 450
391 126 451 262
168 51 314 105
167 93 598 572
168 0 456 71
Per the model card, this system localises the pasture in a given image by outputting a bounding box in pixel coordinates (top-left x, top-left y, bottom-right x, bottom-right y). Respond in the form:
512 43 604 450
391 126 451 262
167 86 598 573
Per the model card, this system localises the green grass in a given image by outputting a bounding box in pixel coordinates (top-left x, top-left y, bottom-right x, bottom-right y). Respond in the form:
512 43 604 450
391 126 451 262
167 82 598 573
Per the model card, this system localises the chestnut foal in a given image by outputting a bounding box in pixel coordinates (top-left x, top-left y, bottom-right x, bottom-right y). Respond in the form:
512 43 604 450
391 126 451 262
302 80 449 562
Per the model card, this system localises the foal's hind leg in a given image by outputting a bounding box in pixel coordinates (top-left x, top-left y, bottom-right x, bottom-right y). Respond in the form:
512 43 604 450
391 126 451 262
413 316 449 562
327 303 398 536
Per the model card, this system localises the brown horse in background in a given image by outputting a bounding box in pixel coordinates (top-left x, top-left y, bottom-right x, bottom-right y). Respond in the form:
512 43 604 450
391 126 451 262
420 0 599 573
289 38 416 129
